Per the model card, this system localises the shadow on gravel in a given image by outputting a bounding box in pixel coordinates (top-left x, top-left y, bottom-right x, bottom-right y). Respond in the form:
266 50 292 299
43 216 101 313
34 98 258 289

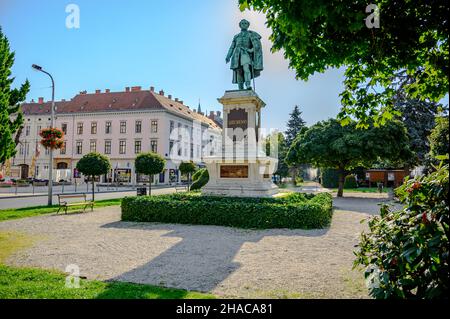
100 221 330 292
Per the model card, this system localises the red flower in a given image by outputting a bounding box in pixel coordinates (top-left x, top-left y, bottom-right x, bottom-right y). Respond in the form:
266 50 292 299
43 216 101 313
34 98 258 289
422 212 429 224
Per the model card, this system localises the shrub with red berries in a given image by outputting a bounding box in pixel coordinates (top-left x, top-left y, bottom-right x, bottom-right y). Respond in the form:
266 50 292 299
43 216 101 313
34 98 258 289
39 128 64 150
354 161 449 299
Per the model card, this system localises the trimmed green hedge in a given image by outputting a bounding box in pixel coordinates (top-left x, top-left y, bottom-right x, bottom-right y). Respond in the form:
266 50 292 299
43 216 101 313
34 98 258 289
121 192 333 229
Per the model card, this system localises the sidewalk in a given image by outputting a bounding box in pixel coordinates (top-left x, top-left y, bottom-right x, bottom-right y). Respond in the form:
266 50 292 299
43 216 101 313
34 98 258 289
0 184 176 199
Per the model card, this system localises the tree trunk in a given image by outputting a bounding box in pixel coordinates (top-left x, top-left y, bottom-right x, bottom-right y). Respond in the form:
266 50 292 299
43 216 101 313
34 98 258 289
337 169 345 197
92 175 95 201
149 175 152 196
188 173 191 191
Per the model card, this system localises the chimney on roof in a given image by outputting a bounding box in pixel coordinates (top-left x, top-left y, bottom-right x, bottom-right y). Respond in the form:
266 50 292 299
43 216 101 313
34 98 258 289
95 89 101 94
105 89 110 93
150 86 154 92
174 98 179 102
80 90 87 94
61 99 66 102
209 111 214 117
179 100 183 104
131 86 141 92
159 90 164 96
31 99 35 103
168 94 172 99
125 87 130 92
38 97 44 104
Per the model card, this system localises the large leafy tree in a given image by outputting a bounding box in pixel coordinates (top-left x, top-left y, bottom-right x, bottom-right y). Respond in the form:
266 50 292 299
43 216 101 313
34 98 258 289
239 0 449 127
429 115 449 161
286 119 412 197
76 152 111 201
0 27 30 164
135 152 165 195
392 99 441 166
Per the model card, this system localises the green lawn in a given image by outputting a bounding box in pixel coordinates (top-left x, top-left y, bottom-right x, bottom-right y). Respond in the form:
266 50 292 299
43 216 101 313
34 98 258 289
0 231 215 299
0 264 215 299
331 187 390 193
0 198 122 222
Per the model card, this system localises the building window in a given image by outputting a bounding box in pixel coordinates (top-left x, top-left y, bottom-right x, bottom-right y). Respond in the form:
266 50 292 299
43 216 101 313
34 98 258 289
135 140 141 154
77 122 83 135
105 121 112 134
91 122 97 134
150 139 158 153
169 141 174 155
120 121 126 134
135 120 142 133
19 144 24 155
177 123 182 140
119 140 126 154
45 147 49 155
60 141 66 155
90 140 96 152
25 126 30 136
37 125 42 134
151 120 158 133
61 123 67 134
104 140 111 154
170 120 174 134
76 141 82 154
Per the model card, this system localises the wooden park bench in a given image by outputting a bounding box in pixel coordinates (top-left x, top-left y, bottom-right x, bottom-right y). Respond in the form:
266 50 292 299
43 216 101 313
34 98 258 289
57 194 94 214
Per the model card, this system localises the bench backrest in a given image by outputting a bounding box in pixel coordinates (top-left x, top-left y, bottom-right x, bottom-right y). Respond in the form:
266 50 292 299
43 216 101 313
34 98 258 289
58 194 87 203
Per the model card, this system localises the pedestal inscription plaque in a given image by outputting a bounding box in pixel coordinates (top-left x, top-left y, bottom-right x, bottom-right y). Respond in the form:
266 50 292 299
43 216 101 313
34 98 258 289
220 165 249 178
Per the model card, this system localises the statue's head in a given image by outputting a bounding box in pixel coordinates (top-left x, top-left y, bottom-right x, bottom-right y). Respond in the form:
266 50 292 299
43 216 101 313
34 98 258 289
239 19 250 31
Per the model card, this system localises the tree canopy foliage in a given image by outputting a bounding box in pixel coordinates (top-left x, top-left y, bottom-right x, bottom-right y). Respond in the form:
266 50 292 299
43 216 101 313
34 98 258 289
239 0 449 127
0 27 30 164
135 152 166 195
429 115 449 161
284 105 306 145
286 119 412 196
76 152 111 201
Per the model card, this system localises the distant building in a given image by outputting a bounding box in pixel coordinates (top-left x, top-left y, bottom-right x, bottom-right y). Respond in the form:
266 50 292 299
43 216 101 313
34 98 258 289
8 86 222 185
364 169 410 188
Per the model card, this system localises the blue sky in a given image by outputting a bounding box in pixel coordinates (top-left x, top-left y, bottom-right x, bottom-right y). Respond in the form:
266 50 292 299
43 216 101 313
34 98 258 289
1 0 445 131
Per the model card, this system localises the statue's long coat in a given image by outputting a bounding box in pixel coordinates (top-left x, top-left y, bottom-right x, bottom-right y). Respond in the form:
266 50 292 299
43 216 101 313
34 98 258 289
228 31 263 83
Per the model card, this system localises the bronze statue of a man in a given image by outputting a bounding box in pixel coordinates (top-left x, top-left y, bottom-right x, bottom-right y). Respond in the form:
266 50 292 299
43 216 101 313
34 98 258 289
226 19 263 90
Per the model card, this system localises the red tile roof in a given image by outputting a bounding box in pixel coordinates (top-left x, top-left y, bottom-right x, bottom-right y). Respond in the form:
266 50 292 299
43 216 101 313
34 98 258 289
21 90 221 130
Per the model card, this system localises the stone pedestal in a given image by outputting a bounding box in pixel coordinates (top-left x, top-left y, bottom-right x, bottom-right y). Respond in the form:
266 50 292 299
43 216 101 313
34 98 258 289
202 90 279 197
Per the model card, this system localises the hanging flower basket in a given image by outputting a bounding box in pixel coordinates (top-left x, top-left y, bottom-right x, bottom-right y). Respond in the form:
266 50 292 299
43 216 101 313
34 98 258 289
40 128 64 150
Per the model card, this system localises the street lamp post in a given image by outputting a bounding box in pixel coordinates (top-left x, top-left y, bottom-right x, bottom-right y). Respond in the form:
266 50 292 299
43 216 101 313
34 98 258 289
32 64 55 206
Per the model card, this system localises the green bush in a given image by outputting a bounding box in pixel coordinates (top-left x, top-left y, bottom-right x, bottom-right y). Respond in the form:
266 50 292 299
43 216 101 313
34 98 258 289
354 163 449 299
190 169 209 190
344 175 357 188
320 168 339 188
121 192 333 229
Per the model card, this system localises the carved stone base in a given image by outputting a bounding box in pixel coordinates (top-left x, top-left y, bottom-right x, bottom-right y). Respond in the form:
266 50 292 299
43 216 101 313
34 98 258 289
202 90 279 198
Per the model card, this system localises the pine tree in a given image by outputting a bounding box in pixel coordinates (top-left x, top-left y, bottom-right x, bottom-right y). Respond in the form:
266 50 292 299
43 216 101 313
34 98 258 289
285 105 306 145
0 27 30 164
284 105 306 183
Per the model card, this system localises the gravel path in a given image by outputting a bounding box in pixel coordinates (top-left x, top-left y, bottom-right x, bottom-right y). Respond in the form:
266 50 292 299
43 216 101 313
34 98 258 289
0 202 376 298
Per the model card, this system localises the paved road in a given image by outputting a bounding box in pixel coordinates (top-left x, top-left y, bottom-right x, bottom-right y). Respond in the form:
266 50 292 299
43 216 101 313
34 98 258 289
0 187 178 210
